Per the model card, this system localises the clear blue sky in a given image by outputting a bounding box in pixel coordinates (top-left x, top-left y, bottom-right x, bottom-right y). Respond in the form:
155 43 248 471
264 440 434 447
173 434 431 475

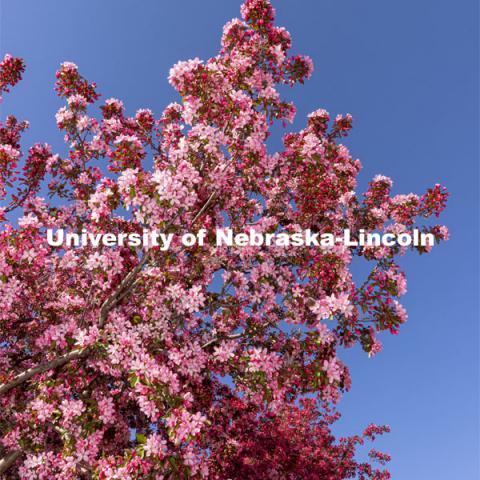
1 0 478 478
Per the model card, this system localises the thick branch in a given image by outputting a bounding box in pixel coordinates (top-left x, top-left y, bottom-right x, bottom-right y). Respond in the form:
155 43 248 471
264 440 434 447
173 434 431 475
0 450 21 474
0 347 87 396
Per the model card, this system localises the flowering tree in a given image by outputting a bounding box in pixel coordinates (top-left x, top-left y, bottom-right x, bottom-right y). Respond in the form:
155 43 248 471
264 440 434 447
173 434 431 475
0 0 448 478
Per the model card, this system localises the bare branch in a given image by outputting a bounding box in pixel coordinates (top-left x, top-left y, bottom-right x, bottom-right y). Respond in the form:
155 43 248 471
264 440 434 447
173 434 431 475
0 450 21 474
191 191 216 226
0 347 87 396
202 332 243 349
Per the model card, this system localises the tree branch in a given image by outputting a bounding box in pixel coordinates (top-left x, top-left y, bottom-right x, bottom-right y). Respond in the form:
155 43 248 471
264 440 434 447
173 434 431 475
0 347 87 396
201 332 243 349
98 251 151 329
0 450 21 475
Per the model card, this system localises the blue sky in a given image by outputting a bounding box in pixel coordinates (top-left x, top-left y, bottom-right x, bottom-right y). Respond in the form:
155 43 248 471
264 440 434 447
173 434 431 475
1 0 478 478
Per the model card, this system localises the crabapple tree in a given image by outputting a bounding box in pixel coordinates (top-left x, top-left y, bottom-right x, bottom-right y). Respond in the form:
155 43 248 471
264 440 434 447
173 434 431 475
0 0 448 478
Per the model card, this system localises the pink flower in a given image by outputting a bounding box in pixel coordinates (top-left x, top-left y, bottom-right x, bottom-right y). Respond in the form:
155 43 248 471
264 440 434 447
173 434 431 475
438 225 449 240
247 347 281 378
372 174 393 187
18 213 40 228
55 106 75 127
323 357 342 384
393 300 408 323
368 339 383 358
168 58 203 91
166 409 207 445
98 397 116 424
144 433 167 458
311 292 354 320
0 144 20 161
67 94 87 110
31 398 55 423
316 323 335 344
213 340 237 362
105 97 124 110
60 61 78 72
60 399 85 424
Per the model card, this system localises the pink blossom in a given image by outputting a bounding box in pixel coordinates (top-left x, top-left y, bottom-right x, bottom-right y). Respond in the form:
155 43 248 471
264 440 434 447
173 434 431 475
98 397 116 424
67 94 87 109
144 433 167 458
168 58 203 91
323 357 342 384
166 409 207 445
247 347 281 378
30 398 55 423
213 340 237 362
60 398 85 424
393 300 408 323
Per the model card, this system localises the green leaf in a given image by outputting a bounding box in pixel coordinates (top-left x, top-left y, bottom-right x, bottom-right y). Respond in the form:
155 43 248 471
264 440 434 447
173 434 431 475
129 374 140 387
